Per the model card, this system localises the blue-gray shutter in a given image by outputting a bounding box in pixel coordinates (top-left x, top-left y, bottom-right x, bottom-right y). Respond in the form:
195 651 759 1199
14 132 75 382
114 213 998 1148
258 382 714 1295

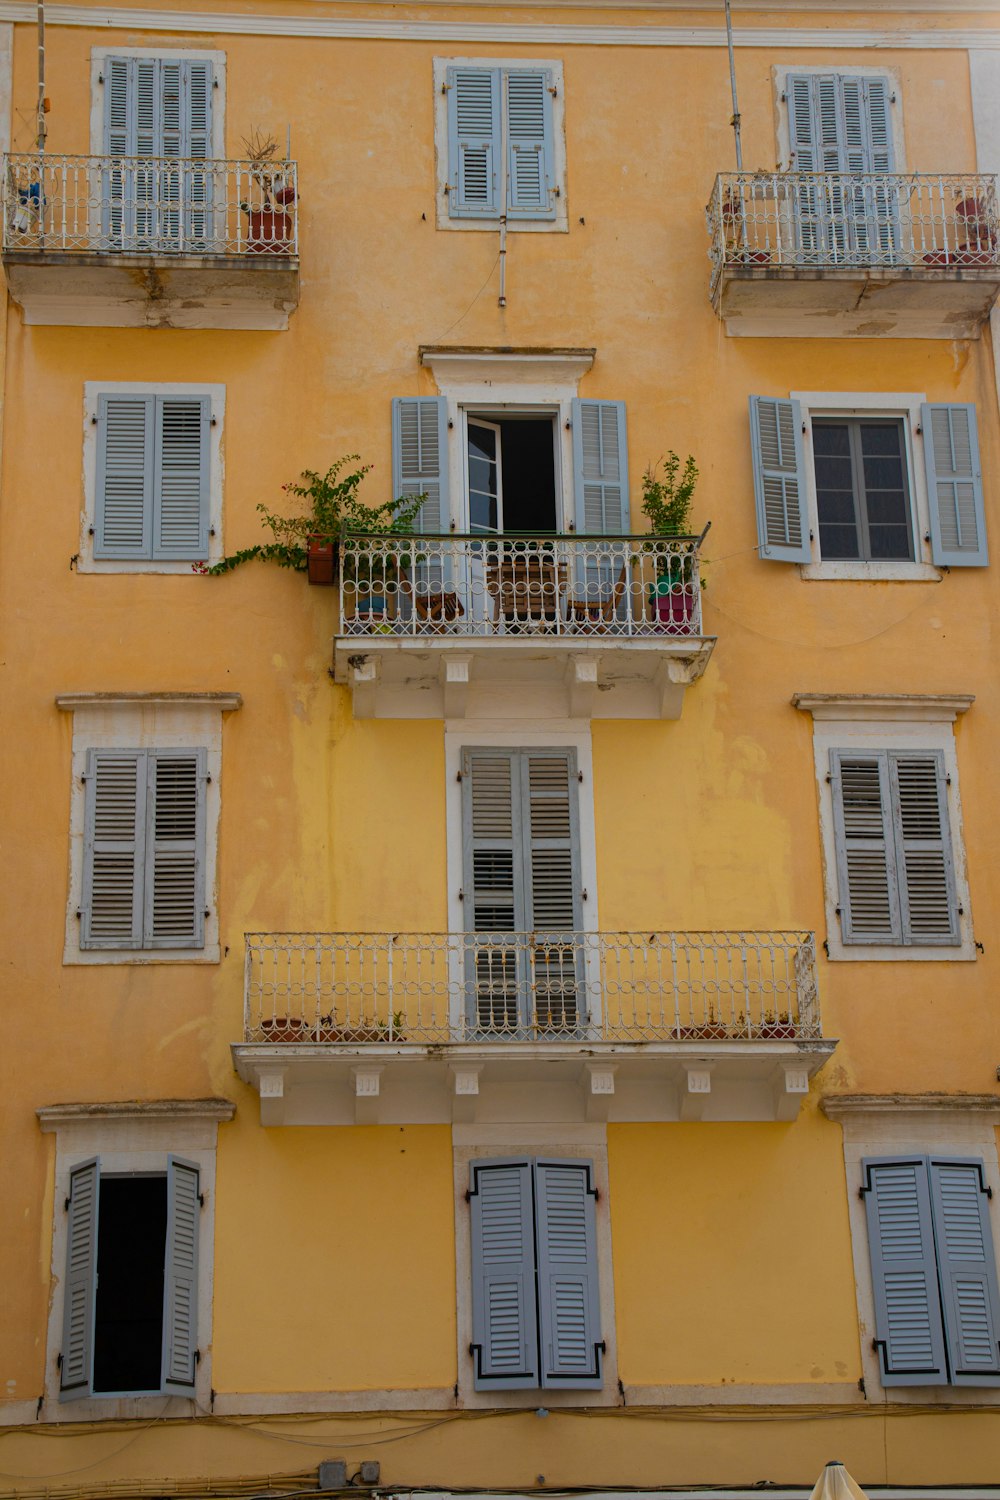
81 749 146 949
928 1158 1000 1387
748 396 810 563
448 67 501 219
522 751 584 1031
95 394 155 559
153 396 211 559
505 70 555 220
922 404 988 567
392 397 449 533
571 400 630 534
60 1158 100 1399
534 1159 602 1389
830 750 900 945
469 1159 539 1389
162 1156 201 1390
888 753 960 946
143 750 206 950
862 1156 948 1386
462 748 525 1032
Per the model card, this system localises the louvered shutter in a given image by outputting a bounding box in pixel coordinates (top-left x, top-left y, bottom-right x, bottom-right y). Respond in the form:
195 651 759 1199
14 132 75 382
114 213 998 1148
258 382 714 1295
81 750 146 949
928 1158 1000 1387
469 1159 540 1389
506 70 555 220
95 394 155 559
183 61 213 246
748 397 810 562
922 405 988 567
534 1159 602 1389
448 67 501 219
571 400 630 534
863 1156 948 1385
522 752 583 1031
788 75 819 173
153 396 210 559
143 749 206 949
162 1156 200 1390
829 751 900 945
462 749 525 1031
392 397 449 533
888 753 959 946
60 1158 100 1398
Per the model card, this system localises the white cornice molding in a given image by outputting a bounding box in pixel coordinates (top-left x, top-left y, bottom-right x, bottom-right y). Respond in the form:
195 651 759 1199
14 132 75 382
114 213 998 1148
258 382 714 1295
38 1098 236 1129
823 1093 1000 1118
792 692 975 722
55 690 243 712
0 5 997 49
421 345 595 384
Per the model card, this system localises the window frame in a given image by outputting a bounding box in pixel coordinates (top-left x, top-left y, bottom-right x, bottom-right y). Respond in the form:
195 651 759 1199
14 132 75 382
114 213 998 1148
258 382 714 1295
453 1126 619 1408
81 381 225 573
772 64 906 177
793 391 940 581
812 415 915 564
433 57 568 233
59 693 239 965
89 45 227 159
825 1095 1000 1406
800 700 975 962
38 1099 231 1420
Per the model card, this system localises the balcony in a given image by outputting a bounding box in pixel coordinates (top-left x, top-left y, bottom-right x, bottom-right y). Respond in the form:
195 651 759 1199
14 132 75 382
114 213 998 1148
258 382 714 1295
331 532 716 720
707 171 1000 338
2 153 299 329
232 930 835 1125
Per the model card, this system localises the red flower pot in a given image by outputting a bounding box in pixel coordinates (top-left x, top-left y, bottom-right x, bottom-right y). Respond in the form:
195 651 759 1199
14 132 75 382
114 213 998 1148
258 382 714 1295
307 534 336 586
654 588 695 634
245 209 293 253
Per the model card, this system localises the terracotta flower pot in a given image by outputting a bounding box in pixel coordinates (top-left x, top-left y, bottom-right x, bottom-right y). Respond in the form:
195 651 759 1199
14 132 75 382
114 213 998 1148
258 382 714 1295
307 534 336 586
261 1017 307 1043
245 208 293 253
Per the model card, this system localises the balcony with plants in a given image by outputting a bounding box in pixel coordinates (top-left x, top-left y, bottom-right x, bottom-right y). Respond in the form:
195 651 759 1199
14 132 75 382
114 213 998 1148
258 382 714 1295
200 454 716 721
706 171 1000 337
232 929 834 1126
2 130 299 328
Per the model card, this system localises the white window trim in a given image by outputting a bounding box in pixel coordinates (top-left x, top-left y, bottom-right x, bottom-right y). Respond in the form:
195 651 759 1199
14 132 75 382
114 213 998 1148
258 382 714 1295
823 1095 1000 1405
80 381 225 573
423 351 593 532
433 56 568 233
772 64 906 174
89 46 227 159
37 1098 233 1421
58 692 241 965
796 695 975 962
452 1123 620 1408
792 391 941 582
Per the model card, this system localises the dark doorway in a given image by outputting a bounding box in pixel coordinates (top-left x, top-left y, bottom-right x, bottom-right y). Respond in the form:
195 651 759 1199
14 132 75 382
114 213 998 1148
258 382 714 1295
93 1176 167 1393
467 415 558 532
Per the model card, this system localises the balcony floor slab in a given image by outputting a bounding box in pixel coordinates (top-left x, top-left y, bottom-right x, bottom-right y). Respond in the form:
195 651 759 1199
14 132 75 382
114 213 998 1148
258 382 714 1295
2 250 300 329
232 1038 837 1126
332 634 717 720
713 264 1000 338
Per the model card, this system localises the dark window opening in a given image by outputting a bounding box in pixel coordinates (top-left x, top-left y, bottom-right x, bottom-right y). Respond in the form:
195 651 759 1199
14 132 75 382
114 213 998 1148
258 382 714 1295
812 418 913 562
467 415 557 533
93 1176 167 1393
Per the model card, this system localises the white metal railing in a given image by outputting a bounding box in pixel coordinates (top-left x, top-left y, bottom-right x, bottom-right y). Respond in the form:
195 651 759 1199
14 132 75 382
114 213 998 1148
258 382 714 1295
707 171 999 293
337 533 705 639
243 931 820 1044
2 153 298 256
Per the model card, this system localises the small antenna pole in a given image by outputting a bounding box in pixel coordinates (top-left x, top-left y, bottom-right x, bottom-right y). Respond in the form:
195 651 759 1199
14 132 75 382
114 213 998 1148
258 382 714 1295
723 0 743 171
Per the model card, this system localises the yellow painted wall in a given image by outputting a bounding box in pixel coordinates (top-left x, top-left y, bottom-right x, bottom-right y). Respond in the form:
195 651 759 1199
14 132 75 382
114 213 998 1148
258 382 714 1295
4 1 1000 1489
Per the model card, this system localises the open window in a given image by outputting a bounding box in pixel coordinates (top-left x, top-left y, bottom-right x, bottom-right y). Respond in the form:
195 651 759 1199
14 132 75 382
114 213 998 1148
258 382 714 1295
466 414 558 534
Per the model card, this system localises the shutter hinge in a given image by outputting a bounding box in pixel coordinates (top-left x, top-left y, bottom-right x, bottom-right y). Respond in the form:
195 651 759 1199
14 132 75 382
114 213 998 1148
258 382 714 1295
822 938 829 958
205 773 213 783
88 526 95 536
946 774 952 784
577 771 583 782
825 774 832 783
464 1188 472 1202
195 1349 202 1364
596 1339 606 1354
213 79 219 88
458 889 464 902
581 889 588 901
56 1353 63 1370
448 419 455 429
209 527 216 537
210 416 217 426
198 1192 205 1207
91 415 98 424
915 424 923 435
835 906 842 916
958 905 965 915
204 909 211 918
548 85 557 96
456 771 463 782
858 1376 866 1396
64 1195 71 1210
987 1185 994 1199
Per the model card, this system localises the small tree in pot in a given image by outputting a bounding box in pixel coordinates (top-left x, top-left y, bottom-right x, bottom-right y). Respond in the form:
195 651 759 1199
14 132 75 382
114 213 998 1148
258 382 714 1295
640 452 701 633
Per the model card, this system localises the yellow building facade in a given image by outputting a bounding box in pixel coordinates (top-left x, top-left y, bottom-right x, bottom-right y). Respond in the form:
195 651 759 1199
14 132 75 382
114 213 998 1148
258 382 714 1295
3 2 1000 1497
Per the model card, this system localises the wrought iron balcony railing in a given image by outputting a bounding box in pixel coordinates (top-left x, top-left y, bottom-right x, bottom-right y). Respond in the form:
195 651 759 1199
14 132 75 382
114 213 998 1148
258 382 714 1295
336 532 705 640
707 171 999 294
2 152 298 256
243 930 820 1046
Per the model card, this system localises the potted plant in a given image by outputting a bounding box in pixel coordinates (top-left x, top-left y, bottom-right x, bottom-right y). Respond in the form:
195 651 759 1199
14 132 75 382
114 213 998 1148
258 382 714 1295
260 1016 308 1043
195 456 425 622
314 1012 406 1043
640 451 702 632
240 127 296 254
756 1012 798 1041
677 1006 728 1041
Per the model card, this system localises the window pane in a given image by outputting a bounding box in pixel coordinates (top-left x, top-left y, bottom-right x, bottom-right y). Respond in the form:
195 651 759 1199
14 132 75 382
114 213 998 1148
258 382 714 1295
860 423 912 561
468 425 497 463
813 422 860 559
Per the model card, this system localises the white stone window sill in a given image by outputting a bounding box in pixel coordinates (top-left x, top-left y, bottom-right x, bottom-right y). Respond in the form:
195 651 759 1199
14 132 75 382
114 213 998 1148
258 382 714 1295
801 561 942 582
64 946 220 966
